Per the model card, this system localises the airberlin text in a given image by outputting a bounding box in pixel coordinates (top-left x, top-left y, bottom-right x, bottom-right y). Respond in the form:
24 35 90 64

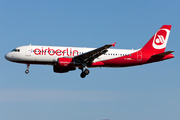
33 47 79 56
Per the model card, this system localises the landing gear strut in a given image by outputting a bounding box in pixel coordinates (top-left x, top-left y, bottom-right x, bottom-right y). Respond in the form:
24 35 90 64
79 67 90 78
25 64 30 74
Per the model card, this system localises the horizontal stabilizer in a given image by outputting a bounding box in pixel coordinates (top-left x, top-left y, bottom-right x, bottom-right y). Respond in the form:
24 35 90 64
152 51 174 57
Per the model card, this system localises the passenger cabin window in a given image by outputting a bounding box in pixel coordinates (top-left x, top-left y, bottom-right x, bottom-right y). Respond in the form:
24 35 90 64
11 49 20 52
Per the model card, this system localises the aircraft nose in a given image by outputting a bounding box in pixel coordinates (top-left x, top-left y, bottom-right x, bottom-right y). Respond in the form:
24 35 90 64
5 53 11 60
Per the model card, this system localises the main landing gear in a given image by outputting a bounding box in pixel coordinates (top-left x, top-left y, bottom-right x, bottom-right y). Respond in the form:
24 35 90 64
25 64 30 74
79 67 90 78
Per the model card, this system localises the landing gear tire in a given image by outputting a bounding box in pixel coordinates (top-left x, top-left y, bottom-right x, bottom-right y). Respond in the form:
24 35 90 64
25 64 30 74
84 69 90 75
25 70 29 74
80 72 86 78
79 66 90 78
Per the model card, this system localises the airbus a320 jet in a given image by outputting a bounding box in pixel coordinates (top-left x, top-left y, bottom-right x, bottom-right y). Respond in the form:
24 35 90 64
5 25 174 78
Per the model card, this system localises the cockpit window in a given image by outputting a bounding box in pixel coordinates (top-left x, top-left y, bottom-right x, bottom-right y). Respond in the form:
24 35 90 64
11 49 20 52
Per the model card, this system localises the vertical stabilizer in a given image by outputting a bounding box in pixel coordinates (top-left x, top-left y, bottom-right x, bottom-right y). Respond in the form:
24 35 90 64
141 25 171 54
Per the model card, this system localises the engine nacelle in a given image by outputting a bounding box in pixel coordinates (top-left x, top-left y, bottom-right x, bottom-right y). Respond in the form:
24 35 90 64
53 65 76 73
53 58 78 73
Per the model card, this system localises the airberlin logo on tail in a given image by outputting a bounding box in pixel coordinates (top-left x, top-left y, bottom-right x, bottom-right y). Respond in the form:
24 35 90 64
156 35 165 44
152 28 170 49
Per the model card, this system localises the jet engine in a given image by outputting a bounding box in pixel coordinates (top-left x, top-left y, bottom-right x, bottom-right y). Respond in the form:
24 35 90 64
57 58 74 67
53 58 78 73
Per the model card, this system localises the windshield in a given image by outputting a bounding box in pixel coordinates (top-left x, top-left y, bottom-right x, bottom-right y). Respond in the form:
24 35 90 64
11 49 20 52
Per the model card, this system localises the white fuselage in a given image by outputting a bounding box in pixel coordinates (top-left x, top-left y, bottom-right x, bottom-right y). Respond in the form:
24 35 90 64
5 45 139 65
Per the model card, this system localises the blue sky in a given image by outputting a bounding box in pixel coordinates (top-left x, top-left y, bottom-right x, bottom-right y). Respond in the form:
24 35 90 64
0 0 180 120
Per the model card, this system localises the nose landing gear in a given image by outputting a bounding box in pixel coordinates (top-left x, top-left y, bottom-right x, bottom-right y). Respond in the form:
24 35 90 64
25 64 30 74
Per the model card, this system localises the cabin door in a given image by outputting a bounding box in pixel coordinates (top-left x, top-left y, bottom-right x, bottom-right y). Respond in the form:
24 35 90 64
25 45 31 56
137 51 142 61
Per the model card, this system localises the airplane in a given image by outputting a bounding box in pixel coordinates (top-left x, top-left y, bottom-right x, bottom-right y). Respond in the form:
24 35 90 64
5 25 174 78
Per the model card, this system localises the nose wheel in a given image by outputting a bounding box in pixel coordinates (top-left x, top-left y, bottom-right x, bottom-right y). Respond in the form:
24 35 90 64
25 70 29 74
25 64 30 74
79 67 90 78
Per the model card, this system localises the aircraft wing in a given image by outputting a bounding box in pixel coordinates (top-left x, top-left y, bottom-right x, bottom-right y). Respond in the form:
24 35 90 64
74 42 116 64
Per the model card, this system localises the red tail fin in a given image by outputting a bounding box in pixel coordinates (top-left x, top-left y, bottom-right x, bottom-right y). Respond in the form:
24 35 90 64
141 25 171 54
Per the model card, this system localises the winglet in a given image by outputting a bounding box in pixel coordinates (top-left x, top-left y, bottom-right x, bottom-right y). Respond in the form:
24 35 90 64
111 42 116 47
